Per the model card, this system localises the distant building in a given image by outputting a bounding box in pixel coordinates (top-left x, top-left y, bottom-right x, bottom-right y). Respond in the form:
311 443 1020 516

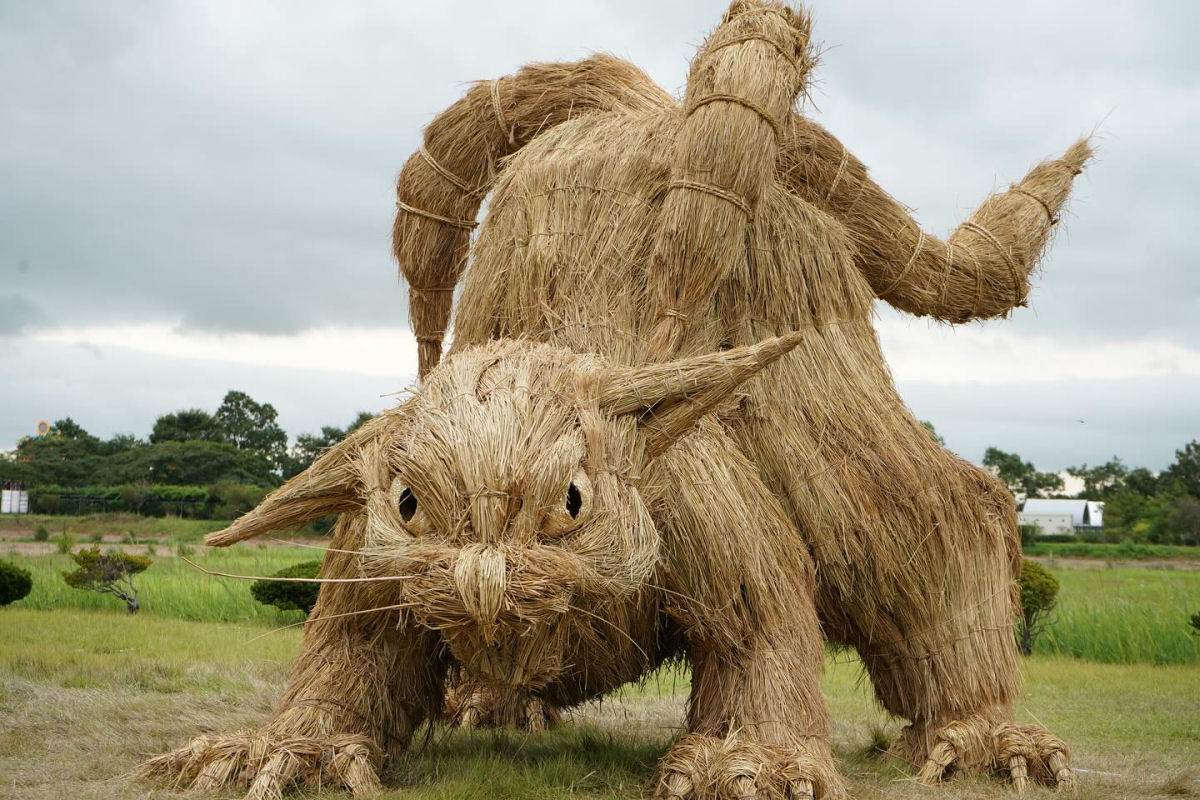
1018 498 1103 536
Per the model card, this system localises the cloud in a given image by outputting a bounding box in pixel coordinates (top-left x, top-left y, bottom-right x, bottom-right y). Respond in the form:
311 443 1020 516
0 295 48 335
0 0 1196 471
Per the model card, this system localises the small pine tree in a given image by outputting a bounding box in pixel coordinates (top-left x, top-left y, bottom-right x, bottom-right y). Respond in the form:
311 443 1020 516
250 561 322 614
1016 560 1059 655
0 561 33 606
62 546 151 614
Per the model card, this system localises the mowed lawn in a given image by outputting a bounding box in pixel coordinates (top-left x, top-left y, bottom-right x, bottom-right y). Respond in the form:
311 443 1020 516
1 607 1197 800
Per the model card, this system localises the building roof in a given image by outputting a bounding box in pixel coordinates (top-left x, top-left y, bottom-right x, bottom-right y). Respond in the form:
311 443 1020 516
1020 498 1103 527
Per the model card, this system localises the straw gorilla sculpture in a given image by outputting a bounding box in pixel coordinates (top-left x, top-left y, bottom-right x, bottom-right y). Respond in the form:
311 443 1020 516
144 2 1091 798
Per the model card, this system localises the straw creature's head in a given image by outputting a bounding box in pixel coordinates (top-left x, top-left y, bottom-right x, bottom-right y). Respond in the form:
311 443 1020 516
206 333 800 687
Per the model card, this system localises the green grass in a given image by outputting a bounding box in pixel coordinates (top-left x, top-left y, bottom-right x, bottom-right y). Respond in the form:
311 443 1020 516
1 609 1197 800
1037 565 1200 665
1024 541 1200 560
4 546 313 625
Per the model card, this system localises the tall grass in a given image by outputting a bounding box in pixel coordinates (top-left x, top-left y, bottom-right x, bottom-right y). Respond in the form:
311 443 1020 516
6 545 315 625
1037 566 1200 665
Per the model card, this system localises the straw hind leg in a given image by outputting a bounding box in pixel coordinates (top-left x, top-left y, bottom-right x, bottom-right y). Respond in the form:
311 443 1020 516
842 466 1075 792
140 515 449 798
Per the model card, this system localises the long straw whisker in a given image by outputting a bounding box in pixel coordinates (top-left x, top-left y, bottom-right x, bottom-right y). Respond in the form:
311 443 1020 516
181 557 412 585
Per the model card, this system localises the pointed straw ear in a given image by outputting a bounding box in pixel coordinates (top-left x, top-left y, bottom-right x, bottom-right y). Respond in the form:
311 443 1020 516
597 331 803 457
204 416 392 547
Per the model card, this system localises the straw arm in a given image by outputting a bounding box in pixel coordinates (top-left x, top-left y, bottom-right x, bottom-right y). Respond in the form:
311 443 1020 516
777 116 1092 322
393 55 671 377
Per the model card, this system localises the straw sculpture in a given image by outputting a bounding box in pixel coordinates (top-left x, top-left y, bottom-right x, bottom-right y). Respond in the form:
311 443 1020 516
142 334 843 800
143 2 1090 798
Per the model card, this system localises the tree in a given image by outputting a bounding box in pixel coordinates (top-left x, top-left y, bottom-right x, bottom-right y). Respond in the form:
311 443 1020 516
1125 467 1160 497
1066 457 1128 500
62 546 151 614
1168 495 1200 547
96 440 279 488
12 432 104 486
0 561 33 606
151 409 225 444
1161 440 1200 498
250 560 322 614
215 391 288 472
99 433 145 456
282 412 374 479
983 447 1063 499
52 417 98 445
1016 560 1059 655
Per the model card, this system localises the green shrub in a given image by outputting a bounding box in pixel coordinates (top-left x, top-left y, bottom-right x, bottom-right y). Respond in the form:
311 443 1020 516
54 531 76 554
250 560 322 614
1018 524 1041 547
62 546 151 614
1190 612 1200 636
33 525 50 542
1017 560 1060 655
0 561 34 606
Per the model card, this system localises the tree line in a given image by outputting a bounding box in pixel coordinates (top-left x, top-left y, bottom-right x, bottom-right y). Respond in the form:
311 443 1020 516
1 390 371 518
982 442 1200 546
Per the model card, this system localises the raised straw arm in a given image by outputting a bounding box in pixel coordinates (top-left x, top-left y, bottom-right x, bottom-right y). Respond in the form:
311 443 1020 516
393 55 670 378
777 116 1093 322
646 0 815 359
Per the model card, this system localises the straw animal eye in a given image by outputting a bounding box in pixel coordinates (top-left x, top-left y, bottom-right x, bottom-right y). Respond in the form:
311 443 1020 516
543 471 592 538
397 487 418 522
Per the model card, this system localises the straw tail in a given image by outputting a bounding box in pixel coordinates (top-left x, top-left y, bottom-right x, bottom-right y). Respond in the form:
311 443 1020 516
778 116 1094 322
204 415 393 547
599 331 803 456
646 0 816 358
394 56 672 379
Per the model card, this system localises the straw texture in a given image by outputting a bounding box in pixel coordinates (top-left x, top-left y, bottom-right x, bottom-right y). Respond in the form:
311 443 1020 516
145 2 1091 797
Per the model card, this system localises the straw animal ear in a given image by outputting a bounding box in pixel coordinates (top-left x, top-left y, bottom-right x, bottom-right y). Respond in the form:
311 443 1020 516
598 332 803 457
204 416 391 547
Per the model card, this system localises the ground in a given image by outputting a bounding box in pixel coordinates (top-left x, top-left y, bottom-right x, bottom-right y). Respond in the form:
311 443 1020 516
0 608 1196 800
1 516 1198 799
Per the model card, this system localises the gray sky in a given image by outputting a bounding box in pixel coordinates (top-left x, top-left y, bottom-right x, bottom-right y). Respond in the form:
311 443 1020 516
1 0 1197 471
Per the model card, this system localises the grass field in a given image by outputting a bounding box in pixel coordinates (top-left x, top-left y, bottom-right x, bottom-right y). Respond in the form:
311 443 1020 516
1 515 1198 798
1 609 1197 800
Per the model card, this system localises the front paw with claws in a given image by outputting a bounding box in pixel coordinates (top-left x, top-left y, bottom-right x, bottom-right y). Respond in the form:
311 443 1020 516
655 734 841 800
898 714 1076 793
138 730 382 799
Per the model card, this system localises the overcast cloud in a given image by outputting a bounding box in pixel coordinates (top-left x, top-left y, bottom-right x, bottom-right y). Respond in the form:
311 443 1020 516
1 0 1197 470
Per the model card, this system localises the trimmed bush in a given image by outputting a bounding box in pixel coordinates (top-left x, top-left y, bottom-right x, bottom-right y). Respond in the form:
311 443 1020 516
0 561 33 606
1017 560 1060 655
250 560 322 614
62 546 152 614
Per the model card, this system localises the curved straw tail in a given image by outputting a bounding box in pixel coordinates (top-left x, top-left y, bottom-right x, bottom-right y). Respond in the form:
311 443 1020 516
393 56 672 378
777 115 1094 323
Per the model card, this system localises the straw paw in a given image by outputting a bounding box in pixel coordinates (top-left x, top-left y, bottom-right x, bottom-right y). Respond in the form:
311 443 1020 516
901 714 1076 793
138 730 382 799
450 682 560 732
654 733 841 800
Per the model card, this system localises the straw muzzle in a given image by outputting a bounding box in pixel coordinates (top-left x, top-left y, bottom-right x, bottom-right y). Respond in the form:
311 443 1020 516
363 539 640 686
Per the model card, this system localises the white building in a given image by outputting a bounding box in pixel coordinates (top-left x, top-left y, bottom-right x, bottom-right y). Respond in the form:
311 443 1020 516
1018 498 1103 535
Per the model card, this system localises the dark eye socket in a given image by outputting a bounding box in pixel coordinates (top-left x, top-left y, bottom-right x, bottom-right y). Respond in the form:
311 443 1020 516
397 487 418 522
566 483 582 519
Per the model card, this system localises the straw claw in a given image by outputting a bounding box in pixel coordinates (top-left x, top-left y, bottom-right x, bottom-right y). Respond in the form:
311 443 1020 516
655 734 838 800
907 715 1074 793
137 731 382 799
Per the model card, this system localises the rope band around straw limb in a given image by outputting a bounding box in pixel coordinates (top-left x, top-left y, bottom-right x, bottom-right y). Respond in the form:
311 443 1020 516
408 285 455 302
667 179 754 219
879 230 925 298
704 32 800 74
686 93 783 141
1010 187 1057 224
490 79 516 146
418 144 480 196
395 199 478 230
826 144 849 201
960 222 1024 305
